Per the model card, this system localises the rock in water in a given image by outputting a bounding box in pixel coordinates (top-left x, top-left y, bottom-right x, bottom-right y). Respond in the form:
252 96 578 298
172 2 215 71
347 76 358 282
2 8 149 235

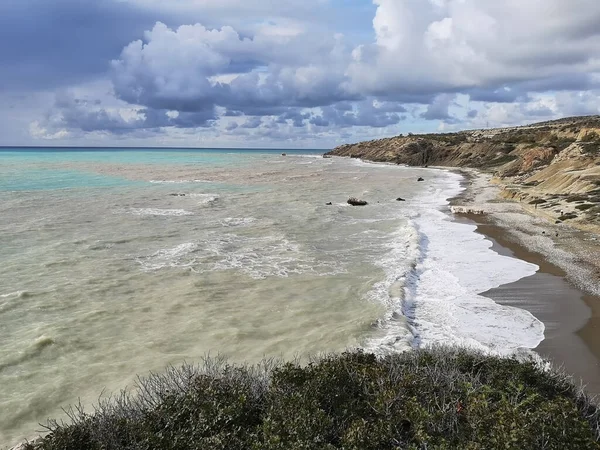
396 197 406 202
281 153 287 156
325 202 333 205
348 197 368 206
417 177 425 182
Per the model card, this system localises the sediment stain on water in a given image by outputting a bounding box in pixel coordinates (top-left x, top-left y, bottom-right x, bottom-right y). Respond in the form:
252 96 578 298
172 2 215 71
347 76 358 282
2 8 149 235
0 148 543 446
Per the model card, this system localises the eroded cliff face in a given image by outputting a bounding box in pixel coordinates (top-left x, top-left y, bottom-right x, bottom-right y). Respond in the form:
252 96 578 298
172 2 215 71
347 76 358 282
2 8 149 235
327 116 600 229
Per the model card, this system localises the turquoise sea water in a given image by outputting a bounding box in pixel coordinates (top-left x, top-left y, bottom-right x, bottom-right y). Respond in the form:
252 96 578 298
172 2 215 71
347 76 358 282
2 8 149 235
0 148 321 191
0 147 543 446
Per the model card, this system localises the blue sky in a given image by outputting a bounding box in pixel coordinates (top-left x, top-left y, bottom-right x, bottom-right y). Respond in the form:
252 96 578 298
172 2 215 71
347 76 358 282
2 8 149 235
1 0 599 148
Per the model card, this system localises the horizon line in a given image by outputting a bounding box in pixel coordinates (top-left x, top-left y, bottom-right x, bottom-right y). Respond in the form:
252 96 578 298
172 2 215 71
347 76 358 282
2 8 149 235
0 145 330 151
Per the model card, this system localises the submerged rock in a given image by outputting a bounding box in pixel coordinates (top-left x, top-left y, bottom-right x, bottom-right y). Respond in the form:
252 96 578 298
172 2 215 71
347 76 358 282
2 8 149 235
347 197 368 206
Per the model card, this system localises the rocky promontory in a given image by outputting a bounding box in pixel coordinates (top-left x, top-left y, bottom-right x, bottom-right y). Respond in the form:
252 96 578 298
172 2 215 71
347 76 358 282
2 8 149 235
327 116 600 231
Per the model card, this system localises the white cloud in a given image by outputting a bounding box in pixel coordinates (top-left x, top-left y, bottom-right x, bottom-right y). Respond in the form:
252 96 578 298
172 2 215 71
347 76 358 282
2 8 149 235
18 0 600 146
349 0 600 95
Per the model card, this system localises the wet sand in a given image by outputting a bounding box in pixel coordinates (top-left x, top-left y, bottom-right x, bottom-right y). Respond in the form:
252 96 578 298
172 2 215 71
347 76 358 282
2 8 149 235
461 214 600 395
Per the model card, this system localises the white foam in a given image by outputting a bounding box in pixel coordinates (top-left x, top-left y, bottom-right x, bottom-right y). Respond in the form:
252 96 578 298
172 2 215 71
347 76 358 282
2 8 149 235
149 179 212 184
363 170 544 356
220 217 256 227
0 291 25 299
289 154 324 159
136 233 343 279
188 193 219 205
363 224 422 353
129 208 194 216
137 242 199 271
407 171 544 355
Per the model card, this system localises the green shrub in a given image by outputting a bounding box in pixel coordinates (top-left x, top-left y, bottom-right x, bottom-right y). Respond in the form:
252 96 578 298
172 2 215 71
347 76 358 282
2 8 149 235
529 199 547 205
22 349 600 450
576 204 595 211
566 195 589 202
559 213 579 221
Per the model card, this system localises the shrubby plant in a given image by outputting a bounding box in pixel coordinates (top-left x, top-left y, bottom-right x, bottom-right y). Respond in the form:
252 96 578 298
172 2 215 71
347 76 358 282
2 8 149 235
23 348 600 449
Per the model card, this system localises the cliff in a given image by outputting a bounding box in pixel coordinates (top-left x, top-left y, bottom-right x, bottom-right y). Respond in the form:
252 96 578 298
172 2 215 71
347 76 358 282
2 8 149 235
327 116 600 230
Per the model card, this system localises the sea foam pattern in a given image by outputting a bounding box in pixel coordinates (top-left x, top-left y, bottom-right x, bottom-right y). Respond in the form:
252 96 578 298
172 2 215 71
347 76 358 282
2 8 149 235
365 171 544 356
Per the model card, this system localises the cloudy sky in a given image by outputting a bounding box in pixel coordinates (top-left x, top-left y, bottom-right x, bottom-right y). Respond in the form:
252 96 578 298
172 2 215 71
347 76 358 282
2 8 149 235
1 0 599 148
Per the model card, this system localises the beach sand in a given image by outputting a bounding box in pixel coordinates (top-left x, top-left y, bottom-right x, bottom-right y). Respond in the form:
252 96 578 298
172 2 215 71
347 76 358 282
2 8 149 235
451 169 600 394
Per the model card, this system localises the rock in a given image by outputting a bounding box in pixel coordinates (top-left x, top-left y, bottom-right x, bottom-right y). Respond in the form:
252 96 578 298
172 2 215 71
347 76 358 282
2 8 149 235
323 155 332 159
169 193 186 197
450 206 485 215
325 202 333 205
347 197 368 206
417 177 425 182
396 197 406 202
281 153 287 156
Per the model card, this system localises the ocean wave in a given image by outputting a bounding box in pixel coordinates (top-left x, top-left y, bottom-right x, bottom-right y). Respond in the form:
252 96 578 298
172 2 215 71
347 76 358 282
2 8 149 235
136 242 199 271
129 208 194 216
0 335 56 373
188 193 219 205
363 171 544 357
136 234 343 279
0 290 29 299
149 179 212 184
220 217 256 227
362 223 422 353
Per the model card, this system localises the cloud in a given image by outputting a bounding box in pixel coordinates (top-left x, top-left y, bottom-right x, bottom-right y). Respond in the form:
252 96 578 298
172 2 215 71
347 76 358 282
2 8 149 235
110 22 355 115
348 0 600 98
420 94 456 121
13 0 600 146
0 0 158 91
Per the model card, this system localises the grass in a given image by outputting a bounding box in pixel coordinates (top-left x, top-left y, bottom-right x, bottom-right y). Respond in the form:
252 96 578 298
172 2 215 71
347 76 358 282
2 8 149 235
21 348 600 450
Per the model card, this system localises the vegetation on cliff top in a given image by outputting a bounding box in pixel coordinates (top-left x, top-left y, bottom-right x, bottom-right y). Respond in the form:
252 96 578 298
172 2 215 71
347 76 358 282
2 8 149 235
22 348 600 450
327 115 600 228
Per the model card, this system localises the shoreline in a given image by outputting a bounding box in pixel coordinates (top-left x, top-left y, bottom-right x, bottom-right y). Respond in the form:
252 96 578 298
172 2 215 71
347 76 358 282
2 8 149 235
450 168 600 394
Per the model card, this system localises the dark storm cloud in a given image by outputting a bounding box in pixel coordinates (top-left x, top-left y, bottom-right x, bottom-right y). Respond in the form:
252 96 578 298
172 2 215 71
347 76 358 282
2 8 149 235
0 0 159 91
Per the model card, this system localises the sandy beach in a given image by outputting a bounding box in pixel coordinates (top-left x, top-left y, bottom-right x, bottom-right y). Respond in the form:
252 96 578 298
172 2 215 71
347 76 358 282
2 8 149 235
452 169 600 394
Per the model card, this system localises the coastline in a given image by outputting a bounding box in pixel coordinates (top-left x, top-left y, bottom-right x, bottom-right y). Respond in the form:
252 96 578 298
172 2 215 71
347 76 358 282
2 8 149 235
450 168 600 394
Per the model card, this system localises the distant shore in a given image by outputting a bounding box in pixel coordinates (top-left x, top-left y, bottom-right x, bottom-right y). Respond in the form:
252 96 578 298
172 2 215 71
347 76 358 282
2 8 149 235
450 168 600 394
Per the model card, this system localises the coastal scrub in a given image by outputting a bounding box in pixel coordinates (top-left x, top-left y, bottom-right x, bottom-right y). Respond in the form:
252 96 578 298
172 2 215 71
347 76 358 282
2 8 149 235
23 348 600 450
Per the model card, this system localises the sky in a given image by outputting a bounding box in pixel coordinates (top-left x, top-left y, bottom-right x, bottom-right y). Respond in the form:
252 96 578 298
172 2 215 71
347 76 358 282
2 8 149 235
1 0 599 149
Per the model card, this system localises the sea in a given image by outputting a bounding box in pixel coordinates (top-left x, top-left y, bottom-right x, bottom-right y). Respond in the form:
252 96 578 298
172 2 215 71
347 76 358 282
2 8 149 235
0 148 544 445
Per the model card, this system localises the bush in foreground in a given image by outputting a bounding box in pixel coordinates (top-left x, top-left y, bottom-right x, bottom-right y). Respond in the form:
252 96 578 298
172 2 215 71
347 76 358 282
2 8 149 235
24 348 600 449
